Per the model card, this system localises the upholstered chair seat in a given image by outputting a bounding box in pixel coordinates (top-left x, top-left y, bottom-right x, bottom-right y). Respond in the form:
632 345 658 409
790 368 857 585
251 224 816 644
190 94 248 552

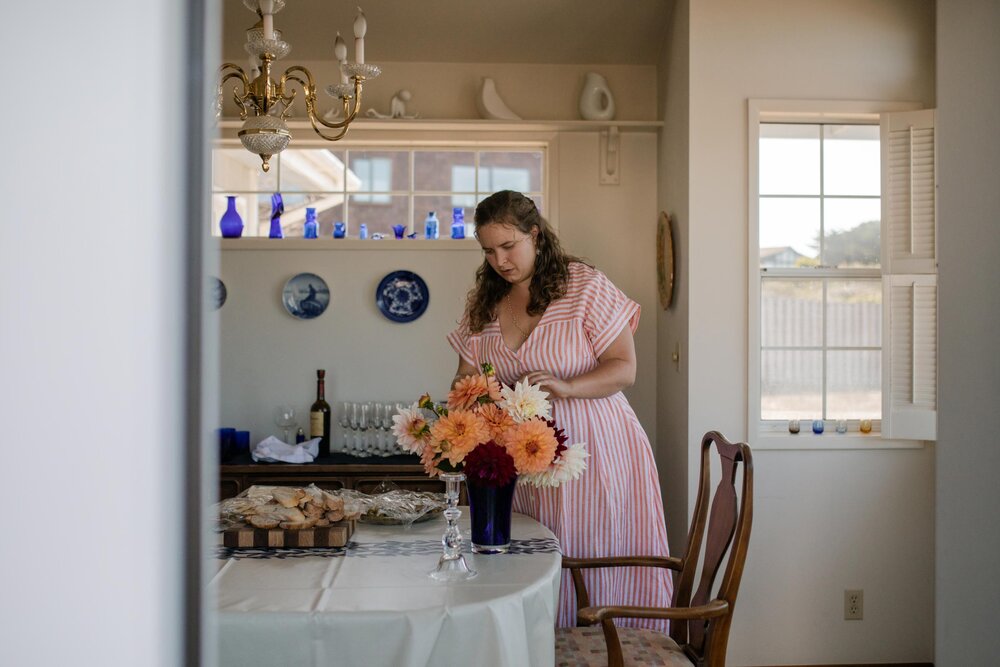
555 626 694 666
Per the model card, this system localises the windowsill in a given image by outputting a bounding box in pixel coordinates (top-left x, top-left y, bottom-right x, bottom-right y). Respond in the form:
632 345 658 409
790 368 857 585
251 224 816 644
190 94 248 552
218 238 482 251
752 432 927 451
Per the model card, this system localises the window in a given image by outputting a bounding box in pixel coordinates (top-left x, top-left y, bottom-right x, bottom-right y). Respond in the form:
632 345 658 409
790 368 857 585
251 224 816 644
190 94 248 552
749 101 937 445
211 146 545 238
758 123 882 423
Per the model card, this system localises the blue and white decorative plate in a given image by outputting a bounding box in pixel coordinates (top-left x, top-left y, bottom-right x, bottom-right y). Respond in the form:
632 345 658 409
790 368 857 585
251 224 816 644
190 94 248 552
282 272 330 320
209 276 227 310
376 270 429 323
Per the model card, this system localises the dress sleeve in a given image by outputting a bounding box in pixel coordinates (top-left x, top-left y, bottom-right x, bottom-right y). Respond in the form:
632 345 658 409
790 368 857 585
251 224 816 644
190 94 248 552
581 269 641 358
446 320 477 368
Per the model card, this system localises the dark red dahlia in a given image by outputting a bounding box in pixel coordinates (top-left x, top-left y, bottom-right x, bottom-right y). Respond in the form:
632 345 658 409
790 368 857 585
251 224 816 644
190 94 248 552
463 440 517 488
547 419 568 457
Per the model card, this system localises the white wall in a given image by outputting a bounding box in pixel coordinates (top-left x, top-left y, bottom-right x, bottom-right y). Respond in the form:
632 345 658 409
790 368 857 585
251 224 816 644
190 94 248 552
219 130 663 450
221 61 658 121
935 1 1000 664
656 0 691 557
1 1 190 665
685 1 936 664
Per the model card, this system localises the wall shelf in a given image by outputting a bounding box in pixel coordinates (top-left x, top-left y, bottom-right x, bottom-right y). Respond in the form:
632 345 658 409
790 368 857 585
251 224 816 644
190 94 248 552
219 238 482 251
217 118 662 135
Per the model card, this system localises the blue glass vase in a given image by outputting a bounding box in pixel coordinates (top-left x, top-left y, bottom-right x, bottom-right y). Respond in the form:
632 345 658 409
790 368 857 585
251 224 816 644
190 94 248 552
219 196 244 238
268 193 284 239
466 476 517 554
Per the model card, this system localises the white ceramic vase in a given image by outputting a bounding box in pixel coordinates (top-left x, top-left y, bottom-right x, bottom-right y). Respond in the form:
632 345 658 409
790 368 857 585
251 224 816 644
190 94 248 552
578 72 616 121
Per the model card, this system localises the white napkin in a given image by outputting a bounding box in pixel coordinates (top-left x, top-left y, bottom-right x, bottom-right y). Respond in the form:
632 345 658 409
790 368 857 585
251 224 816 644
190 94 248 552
251 435 320 463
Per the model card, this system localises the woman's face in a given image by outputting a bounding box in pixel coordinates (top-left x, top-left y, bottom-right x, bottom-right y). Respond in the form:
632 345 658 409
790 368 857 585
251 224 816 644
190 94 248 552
477 222 537 285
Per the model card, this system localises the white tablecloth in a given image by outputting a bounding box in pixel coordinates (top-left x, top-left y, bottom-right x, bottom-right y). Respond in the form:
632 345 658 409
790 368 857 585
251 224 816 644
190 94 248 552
213 512 561 667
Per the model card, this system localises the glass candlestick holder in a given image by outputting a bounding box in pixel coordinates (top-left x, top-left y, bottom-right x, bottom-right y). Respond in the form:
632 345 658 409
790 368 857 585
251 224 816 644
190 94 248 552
429 472 477 582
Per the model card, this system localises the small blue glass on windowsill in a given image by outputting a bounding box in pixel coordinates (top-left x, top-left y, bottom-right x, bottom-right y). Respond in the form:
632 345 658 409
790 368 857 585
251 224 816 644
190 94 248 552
359 223 369 240
333 222 346 238
303 207 318 239
812 419 825 434
392 224 406 239
451 207 465 239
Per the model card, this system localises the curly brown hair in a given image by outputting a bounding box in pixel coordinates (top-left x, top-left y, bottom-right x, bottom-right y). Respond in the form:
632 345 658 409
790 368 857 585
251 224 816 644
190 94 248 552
464 190 587 333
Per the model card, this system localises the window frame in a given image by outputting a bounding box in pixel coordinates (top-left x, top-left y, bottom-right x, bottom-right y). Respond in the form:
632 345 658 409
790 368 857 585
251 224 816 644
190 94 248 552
211 135 554 238
747 99 924 450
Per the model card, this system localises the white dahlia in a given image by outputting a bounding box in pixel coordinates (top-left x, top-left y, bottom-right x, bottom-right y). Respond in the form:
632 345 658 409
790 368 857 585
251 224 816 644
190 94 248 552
499 380 552 423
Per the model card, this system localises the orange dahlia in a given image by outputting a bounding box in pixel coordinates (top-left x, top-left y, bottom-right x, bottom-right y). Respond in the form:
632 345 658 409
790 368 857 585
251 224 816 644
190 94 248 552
430 410 490 466
447 373 502 411
477 402 517 445
506 419 558 474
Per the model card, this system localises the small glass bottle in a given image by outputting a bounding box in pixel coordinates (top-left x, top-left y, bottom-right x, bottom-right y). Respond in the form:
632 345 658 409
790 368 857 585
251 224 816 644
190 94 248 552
295 427 305 444
303 207 318 239
424 211 439 239
359 223 369 240
450 208 465 239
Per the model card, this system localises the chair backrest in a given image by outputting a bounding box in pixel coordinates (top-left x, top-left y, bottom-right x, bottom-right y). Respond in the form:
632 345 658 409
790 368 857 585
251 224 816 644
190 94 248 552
669 431 753 666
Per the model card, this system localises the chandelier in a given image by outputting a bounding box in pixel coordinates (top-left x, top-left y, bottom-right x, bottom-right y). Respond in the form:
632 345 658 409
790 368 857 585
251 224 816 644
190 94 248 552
219 0 381 172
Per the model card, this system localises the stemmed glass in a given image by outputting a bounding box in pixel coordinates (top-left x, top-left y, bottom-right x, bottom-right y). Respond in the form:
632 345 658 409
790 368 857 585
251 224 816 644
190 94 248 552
381 403 396 456
338 401 353 453
357 402 371 455
428 472 477 581
274 405 297 444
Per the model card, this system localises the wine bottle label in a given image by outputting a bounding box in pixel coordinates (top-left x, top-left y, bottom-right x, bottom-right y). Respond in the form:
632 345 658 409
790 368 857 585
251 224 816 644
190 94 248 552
310 411 324 438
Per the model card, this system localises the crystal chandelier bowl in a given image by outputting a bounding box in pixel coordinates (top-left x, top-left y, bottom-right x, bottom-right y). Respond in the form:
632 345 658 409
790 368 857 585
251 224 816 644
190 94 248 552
238 115 291 172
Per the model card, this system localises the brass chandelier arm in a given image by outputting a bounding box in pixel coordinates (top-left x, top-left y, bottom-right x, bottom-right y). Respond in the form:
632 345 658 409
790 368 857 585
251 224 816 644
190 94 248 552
280 65 365 141
219 65 252 119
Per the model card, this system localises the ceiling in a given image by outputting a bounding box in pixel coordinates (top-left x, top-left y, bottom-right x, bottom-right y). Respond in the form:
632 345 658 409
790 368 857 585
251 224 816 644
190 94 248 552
222 0 674 66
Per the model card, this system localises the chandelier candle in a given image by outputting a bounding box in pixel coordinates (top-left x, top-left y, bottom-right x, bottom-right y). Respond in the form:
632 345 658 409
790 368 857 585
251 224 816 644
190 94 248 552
311 369 332 457
354 8 366 64
334 33 348 84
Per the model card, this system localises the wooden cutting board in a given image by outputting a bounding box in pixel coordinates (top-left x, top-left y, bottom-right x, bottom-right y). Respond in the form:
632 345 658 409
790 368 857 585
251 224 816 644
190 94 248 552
223 519 356 548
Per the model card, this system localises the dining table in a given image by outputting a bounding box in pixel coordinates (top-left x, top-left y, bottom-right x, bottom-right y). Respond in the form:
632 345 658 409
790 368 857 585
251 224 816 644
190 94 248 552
213 512 562 667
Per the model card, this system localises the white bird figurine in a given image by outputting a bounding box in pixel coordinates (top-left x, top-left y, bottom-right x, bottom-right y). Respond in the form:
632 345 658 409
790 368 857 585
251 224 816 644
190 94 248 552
477 78 521 121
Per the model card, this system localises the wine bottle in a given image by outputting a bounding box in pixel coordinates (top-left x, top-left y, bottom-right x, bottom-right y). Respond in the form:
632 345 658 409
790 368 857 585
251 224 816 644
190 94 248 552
310 369 332 457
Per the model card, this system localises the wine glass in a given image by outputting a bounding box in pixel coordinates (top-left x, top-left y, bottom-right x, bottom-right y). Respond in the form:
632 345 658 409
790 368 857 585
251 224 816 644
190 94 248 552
274 405 297 444
338 401 353 453
358 402 371 456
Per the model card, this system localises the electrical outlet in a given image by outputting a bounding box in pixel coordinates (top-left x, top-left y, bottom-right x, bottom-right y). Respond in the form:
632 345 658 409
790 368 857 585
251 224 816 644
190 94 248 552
844 589 863 620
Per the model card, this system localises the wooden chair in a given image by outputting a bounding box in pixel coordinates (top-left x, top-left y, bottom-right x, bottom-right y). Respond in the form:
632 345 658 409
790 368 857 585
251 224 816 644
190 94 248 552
554 431 753 667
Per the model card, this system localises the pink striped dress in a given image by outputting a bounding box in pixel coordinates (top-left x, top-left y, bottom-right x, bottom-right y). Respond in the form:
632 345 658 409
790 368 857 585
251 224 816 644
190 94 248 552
448 262 674 631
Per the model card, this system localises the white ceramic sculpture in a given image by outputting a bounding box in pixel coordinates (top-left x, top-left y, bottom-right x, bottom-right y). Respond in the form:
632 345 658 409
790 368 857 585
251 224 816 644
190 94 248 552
476 78 521 121
578 72 616 121
366 89 419 119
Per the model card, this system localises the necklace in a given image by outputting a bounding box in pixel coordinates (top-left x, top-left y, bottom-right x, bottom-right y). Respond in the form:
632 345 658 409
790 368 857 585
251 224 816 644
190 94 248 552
505 293 531 341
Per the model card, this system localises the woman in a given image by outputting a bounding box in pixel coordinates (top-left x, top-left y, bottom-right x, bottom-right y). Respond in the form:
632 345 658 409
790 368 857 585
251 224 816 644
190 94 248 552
447 190 673 630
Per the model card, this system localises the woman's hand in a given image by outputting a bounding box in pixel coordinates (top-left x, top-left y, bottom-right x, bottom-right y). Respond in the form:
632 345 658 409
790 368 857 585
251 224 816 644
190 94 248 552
519 325 637 400
520 370 574 399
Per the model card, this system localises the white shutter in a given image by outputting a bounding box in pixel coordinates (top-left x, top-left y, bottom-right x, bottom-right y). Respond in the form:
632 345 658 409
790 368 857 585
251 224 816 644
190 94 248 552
881 109 937 440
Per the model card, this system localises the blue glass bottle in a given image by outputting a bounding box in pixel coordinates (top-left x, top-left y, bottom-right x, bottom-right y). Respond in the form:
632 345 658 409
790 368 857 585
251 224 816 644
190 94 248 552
219 196 244 238
359 223 368 240
424 211 439 239
450 207 465 239
303 207 318 239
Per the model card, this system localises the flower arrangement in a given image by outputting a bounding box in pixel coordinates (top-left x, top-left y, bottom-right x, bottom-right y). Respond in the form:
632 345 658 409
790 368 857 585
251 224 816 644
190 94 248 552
392 363 588 489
